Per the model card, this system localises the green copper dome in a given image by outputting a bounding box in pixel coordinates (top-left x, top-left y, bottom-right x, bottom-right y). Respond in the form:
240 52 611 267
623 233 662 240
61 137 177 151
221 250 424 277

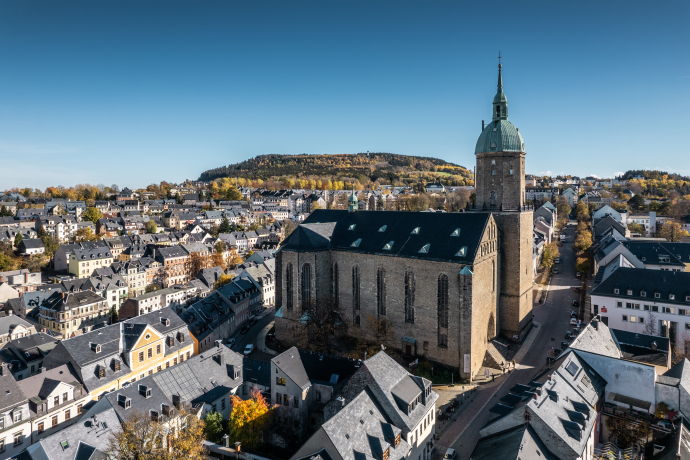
475 62 525 154
475 119 525 154
348 192 357 203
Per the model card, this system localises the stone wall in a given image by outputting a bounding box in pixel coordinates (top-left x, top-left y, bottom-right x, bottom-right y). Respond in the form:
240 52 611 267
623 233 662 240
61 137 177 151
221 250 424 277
475 151 526 209
275 217 500 380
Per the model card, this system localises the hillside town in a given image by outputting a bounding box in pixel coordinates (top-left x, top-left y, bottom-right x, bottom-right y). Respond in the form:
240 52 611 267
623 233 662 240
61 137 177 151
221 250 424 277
1 60 690 460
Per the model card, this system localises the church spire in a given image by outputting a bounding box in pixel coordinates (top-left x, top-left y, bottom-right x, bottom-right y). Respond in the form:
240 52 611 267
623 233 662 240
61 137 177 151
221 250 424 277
492 52 508 122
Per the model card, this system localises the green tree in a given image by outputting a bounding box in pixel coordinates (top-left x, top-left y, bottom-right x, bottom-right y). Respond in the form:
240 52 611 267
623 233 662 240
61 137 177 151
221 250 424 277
109 306 119 324
219 217 232 234
81 207 103 224
204 411 224 443
627 222 646 234
145 284 160 293
628 194 646 212
145 220 157 234
14 233 23 248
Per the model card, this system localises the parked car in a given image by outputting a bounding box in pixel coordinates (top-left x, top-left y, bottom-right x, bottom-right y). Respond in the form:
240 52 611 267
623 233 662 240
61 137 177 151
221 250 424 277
240 324 250 334
576 272 582 277
243 344 254 355
555 258 561 264
570 317 578 325
577 320 582 328
226 338 236 348
573 287 580 293
560 234 566 241
573 300 579 307
249 317 257 326
553 268 559 274
444 449 458 460
570 310 578 318
565 331 573 340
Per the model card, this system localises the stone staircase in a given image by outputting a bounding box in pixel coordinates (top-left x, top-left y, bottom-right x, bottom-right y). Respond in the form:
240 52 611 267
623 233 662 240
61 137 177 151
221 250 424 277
482 341 508 370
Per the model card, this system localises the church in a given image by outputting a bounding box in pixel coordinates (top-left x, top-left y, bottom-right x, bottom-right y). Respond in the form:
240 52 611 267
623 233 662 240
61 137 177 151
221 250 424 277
275 63 534 380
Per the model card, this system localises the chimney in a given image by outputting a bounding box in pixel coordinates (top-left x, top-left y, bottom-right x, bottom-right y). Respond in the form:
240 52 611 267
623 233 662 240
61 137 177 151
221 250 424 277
336 396 345 411
25 272 29 283
533 393 538 401
592 319 598 331
651 341 658 351
215 340 222 349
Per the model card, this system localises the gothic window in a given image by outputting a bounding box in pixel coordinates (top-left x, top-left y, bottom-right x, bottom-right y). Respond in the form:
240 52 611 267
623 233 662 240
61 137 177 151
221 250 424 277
301 264 311 310
496 106 501 117
352 265 360 311
438 274 449 328
490 191 497 207
405 270 415 323
286 263 293 310
332 262 339 307
377 267 386 316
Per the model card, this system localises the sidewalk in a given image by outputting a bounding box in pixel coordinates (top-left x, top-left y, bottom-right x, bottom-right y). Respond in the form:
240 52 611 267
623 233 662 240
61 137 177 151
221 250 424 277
257 320 277 355
433 322 542 455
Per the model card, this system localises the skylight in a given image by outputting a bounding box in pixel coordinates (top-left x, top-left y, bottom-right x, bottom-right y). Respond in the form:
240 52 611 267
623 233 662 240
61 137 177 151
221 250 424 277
378 225 387 232
351 239 362 248
348 224 356 230
383 241 394 250
419 244 430 254
411 227 420 234
451 228 460 237
455 247 467 257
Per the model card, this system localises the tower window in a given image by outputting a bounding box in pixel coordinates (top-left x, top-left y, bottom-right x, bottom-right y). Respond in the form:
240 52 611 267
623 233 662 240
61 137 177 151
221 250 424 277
491 160 495 165
491 170 495 175
510 170 514 175
496 106 501 117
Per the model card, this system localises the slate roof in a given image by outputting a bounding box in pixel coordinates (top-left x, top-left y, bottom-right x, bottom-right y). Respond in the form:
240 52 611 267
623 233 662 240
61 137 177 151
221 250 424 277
0 333 60 371
27 407 120 460
362 351 437 431
660 242 690 265
591 267 690 306
243 357 270 389
72 248 113 261
273 347 311 390
20 238 45 249
0 315 34 335
622 241 685 268
18 363 83 415
281 209 490 264
317 388 410 460
0 370 27 411
593 216 626 238
469 424 558 460
197 266 225 289
40 290 106 313
568 317 622 359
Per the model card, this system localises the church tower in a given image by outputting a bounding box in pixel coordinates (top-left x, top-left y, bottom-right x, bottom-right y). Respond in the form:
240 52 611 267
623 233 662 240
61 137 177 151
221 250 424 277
474 59 534 341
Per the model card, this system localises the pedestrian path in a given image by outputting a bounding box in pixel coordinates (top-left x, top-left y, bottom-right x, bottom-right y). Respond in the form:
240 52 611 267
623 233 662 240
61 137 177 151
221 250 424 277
433 321 542 455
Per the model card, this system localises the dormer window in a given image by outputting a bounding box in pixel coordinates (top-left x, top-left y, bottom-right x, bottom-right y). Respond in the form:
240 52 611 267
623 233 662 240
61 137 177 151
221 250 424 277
348 224 356 231
655 292 661 299
641 291 646 297
351 239 361 248
383 241 394 251
686 296 690 302
670 294 676 300
627 290 632 296
411 227 420 235
614 289 619 294
456 247 467 257
378 225 387 232
98 366 105 379
419 244 430 254
451 228 460 237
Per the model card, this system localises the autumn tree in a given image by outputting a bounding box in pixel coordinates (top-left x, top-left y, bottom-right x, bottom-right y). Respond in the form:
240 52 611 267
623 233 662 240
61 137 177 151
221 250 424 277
282 219 296 239
228 388 274 449
574 231 593 253
556 197 572 219
81 207 103 225
214 273 235 289
659 221 690 242
576 201 590 222
541 242 560 270
576 257 591 275
627 222 646 234
73 227 100 243
188 252 211 278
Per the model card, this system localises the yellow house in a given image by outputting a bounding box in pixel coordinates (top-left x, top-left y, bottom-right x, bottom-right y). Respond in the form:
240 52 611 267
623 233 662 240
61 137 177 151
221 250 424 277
69 247 114 278
41 307 194 400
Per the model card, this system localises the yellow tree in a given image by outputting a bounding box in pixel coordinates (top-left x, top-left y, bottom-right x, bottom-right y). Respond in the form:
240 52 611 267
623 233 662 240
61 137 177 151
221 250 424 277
214 273 235 289
659 221 690 242
228 388 274 449
188 252 211 278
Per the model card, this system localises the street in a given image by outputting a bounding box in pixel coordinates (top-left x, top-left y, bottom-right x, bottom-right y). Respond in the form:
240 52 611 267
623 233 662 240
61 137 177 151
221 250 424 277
225 310 276 362
447 224 583 459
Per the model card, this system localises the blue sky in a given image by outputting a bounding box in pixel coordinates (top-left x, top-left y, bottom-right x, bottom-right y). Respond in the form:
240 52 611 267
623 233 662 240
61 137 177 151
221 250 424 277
0 0 688 189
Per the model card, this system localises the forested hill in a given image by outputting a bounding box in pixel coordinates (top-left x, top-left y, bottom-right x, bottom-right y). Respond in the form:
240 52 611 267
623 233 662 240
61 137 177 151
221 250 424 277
198 153 471 183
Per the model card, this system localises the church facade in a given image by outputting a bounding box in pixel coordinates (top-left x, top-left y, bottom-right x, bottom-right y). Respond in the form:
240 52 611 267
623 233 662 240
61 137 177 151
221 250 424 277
275 63 533 379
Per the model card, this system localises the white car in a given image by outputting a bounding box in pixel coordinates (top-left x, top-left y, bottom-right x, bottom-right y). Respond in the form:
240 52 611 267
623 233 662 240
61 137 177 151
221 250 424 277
444 449 457 460
570 318 578 325
243 344 254 355
555 258 560 264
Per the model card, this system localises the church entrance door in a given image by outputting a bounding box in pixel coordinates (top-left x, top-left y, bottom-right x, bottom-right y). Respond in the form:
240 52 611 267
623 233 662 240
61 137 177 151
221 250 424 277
405 344 411 356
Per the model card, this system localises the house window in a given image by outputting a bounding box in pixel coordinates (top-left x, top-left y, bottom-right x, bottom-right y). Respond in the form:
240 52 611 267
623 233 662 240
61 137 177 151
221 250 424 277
294 398 299 408
156 344 161 354
221 399 225 410
77 404 83 414
626 303 632 309
52 416 58 427
276 377 286 386
652 306 659 312
644 305 650 311
13 433 22 447
139 351 145 362
54 396 60 406
639 317 644 324
670 294 676 300
377 267 386 316
630 316 637 322
283 394 289 406
0 439 4 453
655 293 661 299
405 270 415 323
64 409 70 421
622 315 628 322
616 302 622 308
663 307 675 314
63 392 68 403
38 422 44 433
276 394 282 404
